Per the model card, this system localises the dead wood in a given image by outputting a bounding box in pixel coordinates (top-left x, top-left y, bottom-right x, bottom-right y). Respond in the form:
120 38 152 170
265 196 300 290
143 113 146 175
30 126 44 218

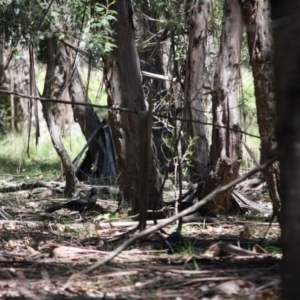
235 177 264 190
0 181 64 193
232 190 271 214
0 220 42 227
241 139 260 167
50 246 105 258
182 213 217 223
214 242 259 257
0 207 11 219
84 156 278 273
0 182 119 201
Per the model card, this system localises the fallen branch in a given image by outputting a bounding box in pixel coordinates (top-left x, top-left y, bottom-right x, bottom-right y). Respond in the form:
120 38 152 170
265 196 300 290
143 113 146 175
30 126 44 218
51 246 106 258
0 181 64 193
83 156 278 274
232 190 271 213
215 242 259 256
0 207 11 220
0 220 41 227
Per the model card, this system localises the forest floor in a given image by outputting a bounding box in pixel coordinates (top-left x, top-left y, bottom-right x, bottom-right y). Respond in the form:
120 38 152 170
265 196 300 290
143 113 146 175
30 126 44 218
0 181 281 299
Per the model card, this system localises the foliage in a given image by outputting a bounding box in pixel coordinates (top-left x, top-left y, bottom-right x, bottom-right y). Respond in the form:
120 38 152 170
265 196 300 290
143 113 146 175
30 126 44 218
265 246 282 254
163 132 199 183
0 0 117 63
0 0 260 183
68 0 117 62
87 1 117 60
134 0 187 66
176 241 198 255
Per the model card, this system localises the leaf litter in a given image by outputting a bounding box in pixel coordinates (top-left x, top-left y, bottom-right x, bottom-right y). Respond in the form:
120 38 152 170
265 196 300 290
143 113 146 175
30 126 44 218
0 184 281 299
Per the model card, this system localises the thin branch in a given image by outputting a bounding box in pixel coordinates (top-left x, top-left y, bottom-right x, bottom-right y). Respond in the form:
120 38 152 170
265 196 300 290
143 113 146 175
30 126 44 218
83 155 278 274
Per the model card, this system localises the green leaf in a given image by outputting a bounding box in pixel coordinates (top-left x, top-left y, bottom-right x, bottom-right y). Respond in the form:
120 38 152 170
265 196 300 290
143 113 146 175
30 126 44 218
12 48 20 59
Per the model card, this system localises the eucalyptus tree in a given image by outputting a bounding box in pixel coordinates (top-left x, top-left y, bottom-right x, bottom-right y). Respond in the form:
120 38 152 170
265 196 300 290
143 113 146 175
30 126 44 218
103 0 162 216
182 0 209 182
0 0 117 191
0 1 37 134
135 0 210 183
270 0 300 297
239 0 281 224
41 37 77 193
49 0 118 181
203 0 243 213
134 0 174 173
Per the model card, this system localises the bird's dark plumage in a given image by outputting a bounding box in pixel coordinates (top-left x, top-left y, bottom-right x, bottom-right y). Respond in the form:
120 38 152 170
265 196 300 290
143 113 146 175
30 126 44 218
45 188 98 218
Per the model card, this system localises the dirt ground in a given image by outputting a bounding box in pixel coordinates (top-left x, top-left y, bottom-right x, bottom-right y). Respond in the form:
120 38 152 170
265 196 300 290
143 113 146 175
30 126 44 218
0 186 281 299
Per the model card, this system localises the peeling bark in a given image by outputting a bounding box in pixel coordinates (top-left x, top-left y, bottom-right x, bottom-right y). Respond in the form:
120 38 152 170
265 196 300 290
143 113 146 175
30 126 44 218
240 0 281 224
104 1 162 214
183 2 209 180
41 38 76 194
58 44 118 181
203 0 243 213
135 2 172 173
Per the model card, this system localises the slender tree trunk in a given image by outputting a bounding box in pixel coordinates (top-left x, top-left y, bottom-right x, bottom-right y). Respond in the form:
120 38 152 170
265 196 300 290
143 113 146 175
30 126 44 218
104 0 162 215
58 44 118 181
240 0 281 224
0 4 30 133
41 38 76 194
203 0 243 213
270 1 300 297
135 2 172 173
0 29 11 133
9 49 31 132
183 1 209 181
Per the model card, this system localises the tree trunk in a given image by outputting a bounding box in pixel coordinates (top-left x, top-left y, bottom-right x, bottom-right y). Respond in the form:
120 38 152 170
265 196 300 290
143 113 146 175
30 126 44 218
270 1 300 297
240 0 281 224
9 49 31 132
135 2 173 173
104 0 162 214
183 2 209 181
0 3 31 133
58 44 118 181
41 38 76 194
203 0 243 213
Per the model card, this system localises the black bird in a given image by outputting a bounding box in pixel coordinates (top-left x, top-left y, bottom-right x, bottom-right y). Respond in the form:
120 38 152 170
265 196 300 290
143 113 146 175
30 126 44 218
45 188 98 219
163 231 185 254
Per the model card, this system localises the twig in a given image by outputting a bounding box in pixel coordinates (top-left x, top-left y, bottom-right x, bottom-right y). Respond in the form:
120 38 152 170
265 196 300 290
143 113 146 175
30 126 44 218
83 156 278 274
0 207 11 220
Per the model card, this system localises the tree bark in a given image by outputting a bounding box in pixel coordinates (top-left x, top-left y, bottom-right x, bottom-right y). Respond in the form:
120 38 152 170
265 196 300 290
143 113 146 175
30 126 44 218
41 38 76 194
183 2 209 181
203 0 243 213
58 44 118 181
239 0 281 224
270 1 300 297
135 2 173 174
104 0 162 215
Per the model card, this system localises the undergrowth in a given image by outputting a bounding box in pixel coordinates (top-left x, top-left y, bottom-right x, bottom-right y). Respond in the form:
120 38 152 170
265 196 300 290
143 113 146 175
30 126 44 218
0 129 86 181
